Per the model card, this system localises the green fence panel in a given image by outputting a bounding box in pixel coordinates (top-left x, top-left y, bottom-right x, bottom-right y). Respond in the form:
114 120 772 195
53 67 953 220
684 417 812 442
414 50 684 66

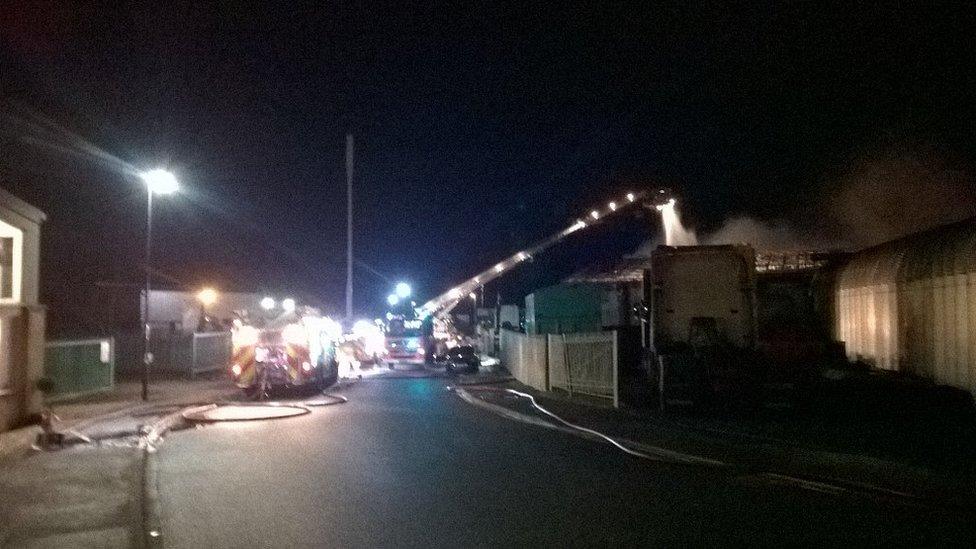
44 338 115 398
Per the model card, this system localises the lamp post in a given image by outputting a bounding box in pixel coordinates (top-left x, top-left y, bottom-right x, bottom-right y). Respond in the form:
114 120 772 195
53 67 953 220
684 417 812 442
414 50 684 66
139 169 179 401
395 282 412 300
196 287 218 331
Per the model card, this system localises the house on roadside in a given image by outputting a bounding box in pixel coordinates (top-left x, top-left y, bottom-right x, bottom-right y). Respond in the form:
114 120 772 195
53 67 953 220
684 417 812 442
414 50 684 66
0 187 46 432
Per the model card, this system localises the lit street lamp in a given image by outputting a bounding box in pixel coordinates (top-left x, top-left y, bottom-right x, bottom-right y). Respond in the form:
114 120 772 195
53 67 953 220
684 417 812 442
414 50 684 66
196 287 218 332
260 296 276 310
140 169 179 401
281 297 296 313
387 294 399 307
395 282 412 299
197 287 218 307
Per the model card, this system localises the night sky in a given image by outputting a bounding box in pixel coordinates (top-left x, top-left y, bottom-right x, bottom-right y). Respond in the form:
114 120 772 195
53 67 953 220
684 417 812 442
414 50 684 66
2 2 975 335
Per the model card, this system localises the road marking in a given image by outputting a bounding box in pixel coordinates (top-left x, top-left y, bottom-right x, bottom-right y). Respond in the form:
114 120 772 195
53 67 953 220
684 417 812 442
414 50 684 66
756 473 848 495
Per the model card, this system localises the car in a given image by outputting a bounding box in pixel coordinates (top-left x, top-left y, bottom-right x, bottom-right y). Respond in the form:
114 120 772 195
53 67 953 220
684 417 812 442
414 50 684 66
444 345 480 375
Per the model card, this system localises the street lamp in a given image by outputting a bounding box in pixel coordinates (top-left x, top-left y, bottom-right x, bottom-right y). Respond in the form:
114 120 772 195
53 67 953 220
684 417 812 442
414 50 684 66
387 294 399 307
139 169 179 401
196 287 218 332
260 296 276 310
197 287 218 307
395 282 412 299
281 298 296 313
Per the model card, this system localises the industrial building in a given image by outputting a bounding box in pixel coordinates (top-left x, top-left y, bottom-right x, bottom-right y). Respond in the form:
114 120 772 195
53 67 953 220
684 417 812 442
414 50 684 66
523 258 647 336
834 217 976 393
525 250 836 343
92 287 277 376
93 286 277 335
518 214 976 401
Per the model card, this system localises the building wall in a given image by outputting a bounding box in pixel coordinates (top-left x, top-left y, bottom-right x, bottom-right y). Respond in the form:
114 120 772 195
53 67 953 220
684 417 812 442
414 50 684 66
141 290 272 332
0 189 46 431
834 218 976 392
94 287 275 334
525 283 605 335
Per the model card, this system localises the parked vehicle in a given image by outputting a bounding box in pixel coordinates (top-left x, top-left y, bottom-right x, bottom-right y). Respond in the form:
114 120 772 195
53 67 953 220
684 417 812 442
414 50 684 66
650 244 757 353
651 245 760 406
444 345 480 375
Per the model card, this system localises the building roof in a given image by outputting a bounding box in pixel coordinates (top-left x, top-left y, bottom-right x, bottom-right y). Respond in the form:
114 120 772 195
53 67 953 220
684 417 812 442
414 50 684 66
837 216 976 288
565 247 841 284
0 187 47 223
563 257 650 284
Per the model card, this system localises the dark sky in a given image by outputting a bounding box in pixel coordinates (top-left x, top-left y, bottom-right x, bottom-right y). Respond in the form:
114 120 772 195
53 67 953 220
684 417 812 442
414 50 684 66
2 2 975 334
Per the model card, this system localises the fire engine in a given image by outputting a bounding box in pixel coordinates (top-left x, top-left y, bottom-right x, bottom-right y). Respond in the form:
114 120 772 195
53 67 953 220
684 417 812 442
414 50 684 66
384 315 427 363
230 313 340 398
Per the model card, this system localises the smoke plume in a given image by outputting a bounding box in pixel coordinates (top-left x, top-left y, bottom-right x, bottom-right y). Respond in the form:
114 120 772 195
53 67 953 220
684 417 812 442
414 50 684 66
825 146 976 248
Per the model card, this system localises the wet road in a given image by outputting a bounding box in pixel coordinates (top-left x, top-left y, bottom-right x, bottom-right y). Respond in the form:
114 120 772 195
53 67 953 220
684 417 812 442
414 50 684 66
156 377 973 547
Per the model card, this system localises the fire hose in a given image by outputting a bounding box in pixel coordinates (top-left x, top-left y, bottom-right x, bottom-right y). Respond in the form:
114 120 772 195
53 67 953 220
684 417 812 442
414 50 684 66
458 386 650 459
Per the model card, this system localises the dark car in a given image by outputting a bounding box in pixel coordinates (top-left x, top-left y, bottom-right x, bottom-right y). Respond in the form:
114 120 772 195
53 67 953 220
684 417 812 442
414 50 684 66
444 345 480 375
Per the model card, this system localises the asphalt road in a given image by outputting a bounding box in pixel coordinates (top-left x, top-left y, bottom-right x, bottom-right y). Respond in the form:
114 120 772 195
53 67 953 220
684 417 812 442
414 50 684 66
155 377 974 547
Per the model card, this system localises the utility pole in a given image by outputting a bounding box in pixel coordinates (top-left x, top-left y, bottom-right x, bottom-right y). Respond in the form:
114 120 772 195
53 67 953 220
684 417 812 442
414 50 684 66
142 191 153 401
345 134 354 322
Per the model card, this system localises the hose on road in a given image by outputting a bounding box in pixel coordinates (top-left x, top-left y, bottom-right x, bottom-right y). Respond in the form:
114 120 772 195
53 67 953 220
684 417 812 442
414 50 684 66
504 389 651 459
460 385 650 459
304 393 349 407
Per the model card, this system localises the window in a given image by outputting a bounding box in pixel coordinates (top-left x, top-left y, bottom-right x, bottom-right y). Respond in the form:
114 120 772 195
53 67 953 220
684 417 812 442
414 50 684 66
0 237 13 299
0 220 23 303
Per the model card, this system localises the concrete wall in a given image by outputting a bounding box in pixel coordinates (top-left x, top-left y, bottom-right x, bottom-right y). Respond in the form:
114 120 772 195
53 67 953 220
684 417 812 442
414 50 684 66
499 328 620 406
499 329 548 391
834 218 976 392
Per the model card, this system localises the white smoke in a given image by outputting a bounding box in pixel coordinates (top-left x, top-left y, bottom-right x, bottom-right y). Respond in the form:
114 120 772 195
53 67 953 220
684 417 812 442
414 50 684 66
704 217 808 249
826 147 976 247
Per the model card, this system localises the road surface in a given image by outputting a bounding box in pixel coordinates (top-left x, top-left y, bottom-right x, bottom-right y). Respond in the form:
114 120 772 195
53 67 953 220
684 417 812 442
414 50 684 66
155 377 973 547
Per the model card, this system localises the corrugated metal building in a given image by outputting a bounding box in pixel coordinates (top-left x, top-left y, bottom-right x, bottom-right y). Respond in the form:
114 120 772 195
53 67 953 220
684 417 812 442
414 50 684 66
834 217 976 392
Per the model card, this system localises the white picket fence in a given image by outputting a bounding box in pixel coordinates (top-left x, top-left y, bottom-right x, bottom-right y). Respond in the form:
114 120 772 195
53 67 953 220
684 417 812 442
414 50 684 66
499 329 618 407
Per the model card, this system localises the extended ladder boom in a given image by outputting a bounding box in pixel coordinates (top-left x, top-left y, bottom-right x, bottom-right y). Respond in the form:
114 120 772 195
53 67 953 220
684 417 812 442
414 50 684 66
421 189 670 317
